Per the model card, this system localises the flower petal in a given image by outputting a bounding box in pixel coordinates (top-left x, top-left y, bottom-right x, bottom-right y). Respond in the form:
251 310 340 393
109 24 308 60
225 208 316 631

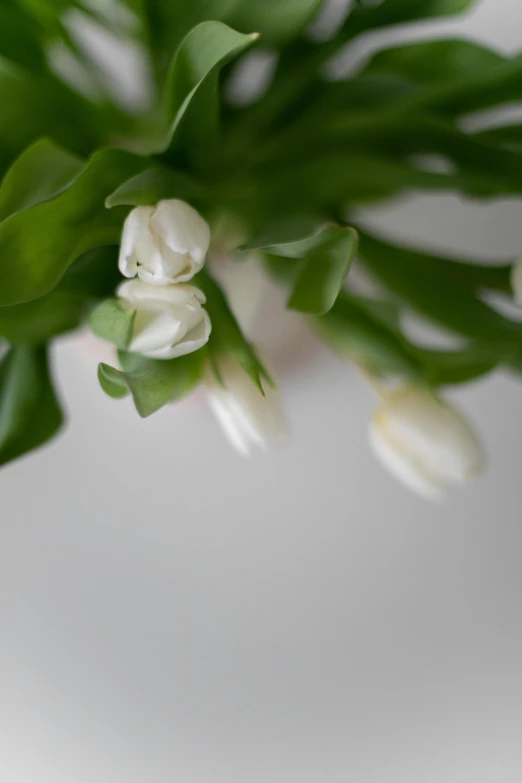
118 205 155 278
117 279 206 306
128 310 183 355
147 309 212 359
207 390 254 456
149 200 211 263
369 418 444 501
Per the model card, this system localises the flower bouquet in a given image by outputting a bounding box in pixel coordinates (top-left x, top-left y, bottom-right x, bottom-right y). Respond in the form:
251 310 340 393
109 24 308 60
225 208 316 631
1 0 521 499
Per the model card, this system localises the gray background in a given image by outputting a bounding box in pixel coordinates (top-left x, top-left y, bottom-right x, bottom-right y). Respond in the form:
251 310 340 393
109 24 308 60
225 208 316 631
2 1 522 780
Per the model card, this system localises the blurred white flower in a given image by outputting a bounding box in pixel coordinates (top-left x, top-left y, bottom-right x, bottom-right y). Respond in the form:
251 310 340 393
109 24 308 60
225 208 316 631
511 257 522 306
206 357 287 456
369 386 485 500
117 279 211 359
118 200 211 285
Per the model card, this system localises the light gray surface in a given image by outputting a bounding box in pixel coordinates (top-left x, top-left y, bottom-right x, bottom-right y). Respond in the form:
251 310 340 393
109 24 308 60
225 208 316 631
2 2 522 781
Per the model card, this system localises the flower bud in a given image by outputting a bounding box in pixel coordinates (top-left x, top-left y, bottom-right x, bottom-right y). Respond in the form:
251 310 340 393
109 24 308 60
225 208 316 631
369 386 484 500
205 357 286 455
117 279 211 360
118 199 211 285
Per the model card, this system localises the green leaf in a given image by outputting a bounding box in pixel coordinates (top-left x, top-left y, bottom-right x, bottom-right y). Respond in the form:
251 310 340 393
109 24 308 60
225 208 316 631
0 3 45 72
89 299 136 350
316 291 498 388
196 270 270 393
349 0 477 31
245 217 324 258
0 56 54 170
0 344 63 468
263 109 522 200
255 152 474 211
0 246 121 345
58 246 121 299
0 148 146 306
415 346 498 386
348 296 402 332
475 124 522 150
362 39 504 87
315 292 423 380
114 349 205 417
0 138 83 222
0 55 100 174
0 291 87 343
288 226 358 315
358 230 522 345
159 21 258 157
105 166 209 208
400 54 522 118
227 0 322 44
97 363 129 399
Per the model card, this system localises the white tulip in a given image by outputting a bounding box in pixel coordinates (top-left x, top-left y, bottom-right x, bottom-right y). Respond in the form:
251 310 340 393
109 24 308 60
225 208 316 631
205 357 286 456
118 199 211 285
369 386 484 500
117 279 211 360
511 257 522 306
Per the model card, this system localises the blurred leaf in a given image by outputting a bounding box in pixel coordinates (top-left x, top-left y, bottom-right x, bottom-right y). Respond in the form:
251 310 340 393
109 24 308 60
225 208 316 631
0 2 46 71
358 230 522 345
227 0 322 44
254 152 476 210
107 348 205 417
251 222 358 314
265 109 522 199
348 296 402 332
348 0 477 32
89 298 136 350
316 291 498 387
288 226 358 315
58 246 121 299
196 270 270 393
0 148 145 306
0 291 87 343
414 345 499 386
97 362 129 399
0 137 83 222
159 21 258 161
0 344 63 467
0 246 121 344
316 291 423 380
246 218 325 258
106 166 208 208
475 124 522 150
401 54 522 117
0 54 103 173
362 39 504 86
0 56 56 169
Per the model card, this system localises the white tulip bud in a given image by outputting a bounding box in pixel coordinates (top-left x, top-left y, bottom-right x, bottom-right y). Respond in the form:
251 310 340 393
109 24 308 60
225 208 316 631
117 279 211 360
369 386 485 500
205 357 287 455
118 199 211 285
511 257 522 306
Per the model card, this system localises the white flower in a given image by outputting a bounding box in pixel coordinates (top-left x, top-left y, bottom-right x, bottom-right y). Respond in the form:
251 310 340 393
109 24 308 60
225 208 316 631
205 357 287 455
118 200 211 285
511 257 522 306
369 386 485 500
117 279 211 360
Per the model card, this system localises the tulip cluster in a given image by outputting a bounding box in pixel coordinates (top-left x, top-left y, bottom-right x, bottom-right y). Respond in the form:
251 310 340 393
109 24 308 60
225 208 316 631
1 5 520 498
112 199 286 456
117 200 212 358
108 199 490 497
